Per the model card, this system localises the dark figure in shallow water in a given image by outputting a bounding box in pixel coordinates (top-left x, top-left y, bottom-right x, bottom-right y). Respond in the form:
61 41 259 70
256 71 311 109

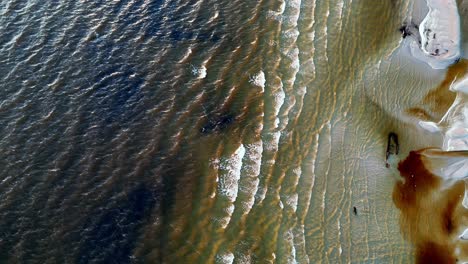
200 113 235 134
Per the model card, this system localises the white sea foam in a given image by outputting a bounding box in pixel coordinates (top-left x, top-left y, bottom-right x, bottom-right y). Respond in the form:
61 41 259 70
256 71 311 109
244 141 262 177
284 229 298 264
254 185 267 204
284 29 299 40
287 0 300 9
218 144 246 202
284 193 298 212
266 11 281 22
236 252 252 264
273 88 286 117
216 144 246 228
191 65 207 79
249 71 266 92
264 131 281 152
266 0 285 21
282 0 300 26
274 117 280 129
238 141 263 214
216 252 234 264
216 204 235 229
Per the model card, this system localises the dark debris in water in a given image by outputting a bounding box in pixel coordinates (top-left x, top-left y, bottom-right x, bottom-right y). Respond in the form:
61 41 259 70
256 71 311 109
200 113 235 134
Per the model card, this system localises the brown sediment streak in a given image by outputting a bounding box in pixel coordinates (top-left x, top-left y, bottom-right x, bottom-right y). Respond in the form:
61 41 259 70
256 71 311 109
406 59 468 122
393 149 467 263
406 107 434 121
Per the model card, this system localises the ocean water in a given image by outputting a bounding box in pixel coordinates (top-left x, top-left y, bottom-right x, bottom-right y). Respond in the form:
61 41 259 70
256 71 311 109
1 0 462 263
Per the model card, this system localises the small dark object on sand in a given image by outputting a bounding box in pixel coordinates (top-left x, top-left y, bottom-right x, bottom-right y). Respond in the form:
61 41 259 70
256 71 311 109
353 206 357 216
386 132 399 168
399 25 411 38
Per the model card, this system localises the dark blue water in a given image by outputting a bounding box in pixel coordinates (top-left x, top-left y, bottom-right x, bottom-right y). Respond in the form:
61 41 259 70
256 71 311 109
0 0 243 262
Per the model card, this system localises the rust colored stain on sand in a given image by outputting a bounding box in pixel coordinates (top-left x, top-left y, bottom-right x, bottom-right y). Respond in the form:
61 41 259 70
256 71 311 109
393 150 466 263
416 242 455 264
407 59 468 121
393 151 440 209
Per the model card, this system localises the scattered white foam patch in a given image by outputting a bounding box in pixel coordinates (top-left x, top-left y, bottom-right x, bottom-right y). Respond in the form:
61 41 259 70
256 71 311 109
287 0 300 9
216 252 234 264
216 144 246 228
215 204 235 229
244 141 262 177
283 29 300 40
249 71 266 92
191 65 207 79
284 229 298 264
218 144 246 202
293 224 310 262
282 0 300 27
235 253 252 264
335 0 344 22
281 167 301 212
239 180 258 214
223 205 235 228
274 117 280 129
278 97 295 131
254 185 267 204
292 167 301 184
284 193 298 212
409 0 461 69
239 141 263 215
282 47 300 70
266 0 285 21
266 10 281 22
264 131 281 153
273 88 286 117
